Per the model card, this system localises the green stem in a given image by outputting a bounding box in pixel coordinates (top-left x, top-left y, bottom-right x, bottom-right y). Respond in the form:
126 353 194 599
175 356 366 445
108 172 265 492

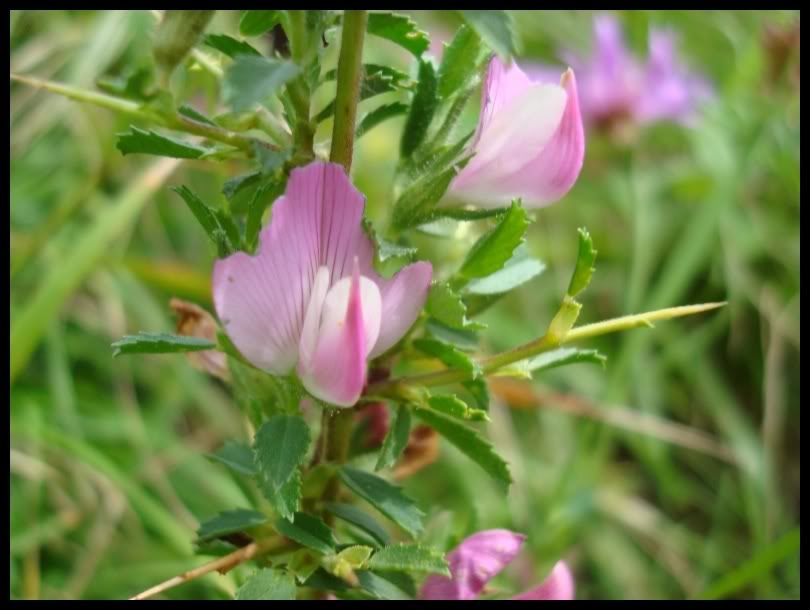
316 12 369 516
284 10 315 161
10 73 261 154
149 9 223 80
329 10 367 172
366 302 727 398
322 408 355 514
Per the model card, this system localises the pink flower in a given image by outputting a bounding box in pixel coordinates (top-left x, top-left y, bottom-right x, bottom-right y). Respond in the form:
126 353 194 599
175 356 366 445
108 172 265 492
449 57 585 208
529 14 713 130
420 529 575 601
213 162 432 407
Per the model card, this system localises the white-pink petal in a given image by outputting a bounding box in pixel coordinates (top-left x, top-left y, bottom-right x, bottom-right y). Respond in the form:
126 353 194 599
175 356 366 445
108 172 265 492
297 262 381 407
449 57 585 209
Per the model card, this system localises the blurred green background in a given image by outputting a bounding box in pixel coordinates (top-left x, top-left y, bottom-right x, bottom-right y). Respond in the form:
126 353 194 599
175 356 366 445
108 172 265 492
10 10 799 600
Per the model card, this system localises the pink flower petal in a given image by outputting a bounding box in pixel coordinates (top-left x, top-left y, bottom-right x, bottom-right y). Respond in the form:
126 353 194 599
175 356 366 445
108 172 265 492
486 69 585 206
450 62 584 208
213 193 315 374
297 260 382 407
214 161 432 394
369 261 433 358
474 56 534 149
420 529 526 600
512 561 575 601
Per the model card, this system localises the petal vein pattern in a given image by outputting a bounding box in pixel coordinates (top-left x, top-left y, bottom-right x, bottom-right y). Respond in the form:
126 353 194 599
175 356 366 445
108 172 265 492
213 162 432 406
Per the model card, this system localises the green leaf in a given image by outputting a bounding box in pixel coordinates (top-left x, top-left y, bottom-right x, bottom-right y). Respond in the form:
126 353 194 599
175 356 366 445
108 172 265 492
403 130 474 183
361 218 416 276
375 406 411 472
224 56 300 112
253 142 291 174
698 527 800 600
369 544 450 576
172 185 236 256
460 10 517 59
426 282 484 331
288 550 321 583
253 415 311 491
463 378 490 411
392 165 461 229
426 394 488 422
546 297 582 342
246 177 284 253
316 65 411 123
239 10 281 37
425 319 479 351
207 440 257 476
413 338 481 379
356 570 412 600
215 208 241 250
235 568 296 600
223 171 263 201
400 59 438 158
437 25 484 99
203 33 261 58
275 512 336 555
524 347 607 374
336 545 374 567
459 202 529 280
228 362 303 426
325 503 392 547
303 568 351 593
339 467 424 537
253 415 309 519
96 66 155 102
391 134 473 229
323 545 374 584
116 126 209 159
464 247 545 295
356 102 409 139
266 474 302 521
416 409 511 490
567 227 598 297
366 13 429 57
111 332 215 357
178 104 217 126
414 205 509 225
321 63 411 89
197 509 268 543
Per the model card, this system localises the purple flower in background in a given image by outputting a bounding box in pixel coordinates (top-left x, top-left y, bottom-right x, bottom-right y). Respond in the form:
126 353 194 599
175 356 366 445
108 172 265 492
634 28 713 125
449 57 585 209
530 14 712 130
420 529 575 601
213 162 432 407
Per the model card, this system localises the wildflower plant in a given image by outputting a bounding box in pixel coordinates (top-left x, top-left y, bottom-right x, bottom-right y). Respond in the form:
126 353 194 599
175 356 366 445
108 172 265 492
13 10 725 600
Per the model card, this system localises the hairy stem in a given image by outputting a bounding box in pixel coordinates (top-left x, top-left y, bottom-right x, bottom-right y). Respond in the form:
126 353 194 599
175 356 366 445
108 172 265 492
329 10 367 172
366 302 727 398
10 73 262 154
